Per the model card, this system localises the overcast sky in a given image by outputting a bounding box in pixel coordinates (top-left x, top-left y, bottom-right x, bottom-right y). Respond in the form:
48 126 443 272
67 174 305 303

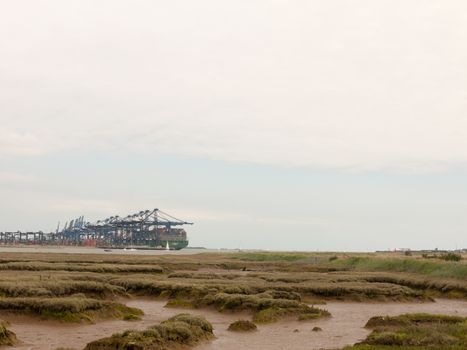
1 1 466 251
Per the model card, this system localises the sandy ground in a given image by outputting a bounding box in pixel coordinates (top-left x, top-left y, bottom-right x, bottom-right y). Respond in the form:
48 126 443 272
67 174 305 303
2 298 466 350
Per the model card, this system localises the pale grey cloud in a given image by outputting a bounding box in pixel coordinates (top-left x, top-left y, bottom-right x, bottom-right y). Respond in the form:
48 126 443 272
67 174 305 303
1 1 467 173
0 171 37 184
0 129 45 158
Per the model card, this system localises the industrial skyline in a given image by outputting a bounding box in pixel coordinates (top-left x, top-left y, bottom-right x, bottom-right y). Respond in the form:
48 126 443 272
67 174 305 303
1 1 466 251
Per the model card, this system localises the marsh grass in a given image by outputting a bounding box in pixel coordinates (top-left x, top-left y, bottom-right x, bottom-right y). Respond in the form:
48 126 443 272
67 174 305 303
110 271 426 304
84 313 213 350
0 280 126 298
228 320 257 332
253 307 290 323
298 313 322 321
209 292 329 322
231 252 313 262
0 261 164 274
165 299 196 308
0 297 143 323
331 257 467 280
164 290 330 323
0 250 465 335
0 319 17 345
361 274 467 298
344 313 467 349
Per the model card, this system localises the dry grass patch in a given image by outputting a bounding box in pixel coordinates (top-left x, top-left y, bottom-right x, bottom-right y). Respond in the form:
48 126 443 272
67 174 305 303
0 279 126 299
344 313 467 349
0 297 143 323
330 256 467 280
228 320 257 332
0 250 465 336
202 292 330 323
0 319 17 346
84 313 213 350
0 261 164 274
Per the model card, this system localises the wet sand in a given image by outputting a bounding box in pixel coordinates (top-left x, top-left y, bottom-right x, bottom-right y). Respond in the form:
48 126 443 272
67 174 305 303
3 298 467 350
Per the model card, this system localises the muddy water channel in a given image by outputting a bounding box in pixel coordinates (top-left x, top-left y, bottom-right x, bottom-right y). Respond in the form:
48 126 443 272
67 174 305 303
4 299 467 350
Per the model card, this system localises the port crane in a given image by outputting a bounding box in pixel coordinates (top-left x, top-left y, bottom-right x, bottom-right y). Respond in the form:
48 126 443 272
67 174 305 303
0 208 193 250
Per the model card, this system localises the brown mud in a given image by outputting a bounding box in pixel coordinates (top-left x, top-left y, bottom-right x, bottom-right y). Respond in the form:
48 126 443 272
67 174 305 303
2 298 466 350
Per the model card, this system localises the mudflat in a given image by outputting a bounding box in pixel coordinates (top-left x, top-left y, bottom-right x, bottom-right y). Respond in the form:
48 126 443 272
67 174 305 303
0 250 466 350
3 299 466 350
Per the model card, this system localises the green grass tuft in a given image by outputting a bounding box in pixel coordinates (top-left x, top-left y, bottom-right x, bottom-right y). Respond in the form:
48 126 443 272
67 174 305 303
228 320 257 332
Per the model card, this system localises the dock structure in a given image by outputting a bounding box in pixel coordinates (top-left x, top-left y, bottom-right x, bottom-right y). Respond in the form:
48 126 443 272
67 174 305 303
0 208 193 250
0 231 47 244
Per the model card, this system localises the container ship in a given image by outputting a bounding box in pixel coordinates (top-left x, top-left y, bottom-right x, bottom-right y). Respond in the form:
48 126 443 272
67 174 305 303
0 208 192 250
